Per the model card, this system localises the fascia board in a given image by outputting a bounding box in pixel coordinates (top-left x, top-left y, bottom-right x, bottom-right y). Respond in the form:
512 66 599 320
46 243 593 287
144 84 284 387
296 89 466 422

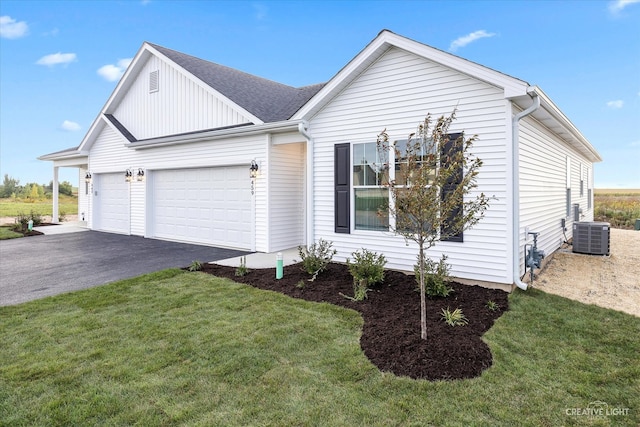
531 87 602 163
38 151 89 161
127 120 301 150
144 44 264 125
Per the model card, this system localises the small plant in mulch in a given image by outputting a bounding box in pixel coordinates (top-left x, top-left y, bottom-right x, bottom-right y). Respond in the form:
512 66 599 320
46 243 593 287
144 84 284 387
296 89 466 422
414 254 453 297
486 300 500 312
297 238 337 281
342 248 386 301
235 256 250 277
441 307 469 326
188 260 203 272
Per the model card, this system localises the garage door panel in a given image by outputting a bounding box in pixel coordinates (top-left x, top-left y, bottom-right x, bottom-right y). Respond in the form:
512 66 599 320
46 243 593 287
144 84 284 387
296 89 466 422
95 173 129 234
153 167 252 249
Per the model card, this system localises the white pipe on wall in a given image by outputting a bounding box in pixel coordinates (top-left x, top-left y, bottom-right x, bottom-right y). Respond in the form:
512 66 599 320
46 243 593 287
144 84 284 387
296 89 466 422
511 89 541 290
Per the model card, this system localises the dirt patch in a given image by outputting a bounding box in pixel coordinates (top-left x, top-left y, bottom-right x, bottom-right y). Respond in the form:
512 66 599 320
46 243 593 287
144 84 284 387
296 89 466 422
198 262 508 381
535 228 640 317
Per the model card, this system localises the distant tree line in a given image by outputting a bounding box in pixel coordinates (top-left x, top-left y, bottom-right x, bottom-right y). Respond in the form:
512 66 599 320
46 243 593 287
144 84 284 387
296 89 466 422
0 174 74 200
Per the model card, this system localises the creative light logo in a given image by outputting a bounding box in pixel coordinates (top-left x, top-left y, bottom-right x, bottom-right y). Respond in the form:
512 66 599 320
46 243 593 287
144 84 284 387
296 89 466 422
565 401 630 418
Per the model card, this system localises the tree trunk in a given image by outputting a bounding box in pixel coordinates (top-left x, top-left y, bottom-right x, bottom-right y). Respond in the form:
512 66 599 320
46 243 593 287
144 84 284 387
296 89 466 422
419 245 427 340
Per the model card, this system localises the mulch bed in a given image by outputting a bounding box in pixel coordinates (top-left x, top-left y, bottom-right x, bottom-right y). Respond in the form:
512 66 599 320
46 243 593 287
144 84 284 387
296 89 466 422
198 262 509 381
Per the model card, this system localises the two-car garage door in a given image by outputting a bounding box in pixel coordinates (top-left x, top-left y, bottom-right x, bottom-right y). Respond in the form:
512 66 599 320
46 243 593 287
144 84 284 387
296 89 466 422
152 167 252 250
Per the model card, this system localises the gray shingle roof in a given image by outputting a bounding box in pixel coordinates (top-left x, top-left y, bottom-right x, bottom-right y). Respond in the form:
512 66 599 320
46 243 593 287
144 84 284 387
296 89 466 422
149 43 325 123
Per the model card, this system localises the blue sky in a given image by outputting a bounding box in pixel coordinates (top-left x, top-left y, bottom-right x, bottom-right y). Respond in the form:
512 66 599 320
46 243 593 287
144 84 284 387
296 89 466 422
1 0 638 188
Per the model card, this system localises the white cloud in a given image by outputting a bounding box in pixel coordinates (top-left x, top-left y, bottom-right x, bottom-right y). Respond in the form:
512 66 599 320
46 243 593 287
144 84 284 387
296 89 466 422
0 15 29 39
629 140 640 147
449 30 496 52
97 58 132 82
36 52 77 67
609 0 640 14
60 120 81 131
606 100 624 109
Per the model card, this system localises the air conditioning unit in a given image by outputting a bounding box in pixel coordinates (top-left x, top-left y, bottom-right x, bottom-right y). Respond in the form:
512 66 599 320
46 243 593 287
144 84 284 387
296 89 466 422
572 222 610 256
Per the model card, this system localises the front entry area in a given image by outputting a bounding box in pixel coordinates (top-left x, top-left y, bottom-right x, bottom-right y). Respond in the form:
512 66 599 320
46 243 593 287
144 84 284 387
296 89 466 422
151 166 253 250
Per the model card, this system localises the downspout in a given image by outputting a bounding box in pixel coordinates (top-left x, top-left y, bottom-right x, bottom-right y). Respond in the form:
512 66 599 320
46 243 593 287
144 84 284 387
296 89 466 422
298 121 314 246
512 88 540 290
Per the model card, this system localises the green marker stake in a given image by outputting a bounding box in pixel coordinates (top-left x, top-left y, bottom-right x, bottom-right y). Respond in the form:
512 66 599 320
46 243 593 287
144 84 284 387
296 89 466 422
276 252 283 279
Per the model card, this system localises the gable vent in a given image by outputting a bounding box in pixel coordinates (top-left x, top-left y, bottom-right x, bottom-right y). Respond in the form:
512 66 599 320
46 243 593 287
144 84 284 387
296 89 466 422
149 70 159 93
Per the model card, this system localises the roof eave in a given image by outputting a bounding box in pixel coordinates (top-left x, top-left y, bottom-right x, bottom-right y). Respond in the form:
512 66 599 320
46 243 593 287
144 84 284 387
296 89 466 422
127 120 303 150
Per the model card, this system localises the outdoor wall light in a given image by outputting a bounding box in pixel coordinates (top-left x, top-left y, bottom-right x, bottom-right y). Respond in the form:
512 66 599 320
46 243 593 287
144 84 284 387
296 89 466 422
249 160 259 178
136 168 145 181
125 169 133 182
85 172 92 183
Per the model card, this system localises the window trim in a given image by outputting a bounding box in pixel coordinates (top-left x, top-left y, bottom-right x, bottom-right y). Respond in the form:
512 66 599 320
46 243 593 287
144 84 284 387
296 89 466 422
351 141 389 232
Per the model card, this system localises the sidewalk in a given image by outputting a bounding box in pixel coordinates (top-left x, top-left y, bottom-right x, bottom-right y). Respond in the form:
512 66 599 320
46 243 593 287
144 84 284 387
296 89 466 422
214 247 300 269
33 221 89 235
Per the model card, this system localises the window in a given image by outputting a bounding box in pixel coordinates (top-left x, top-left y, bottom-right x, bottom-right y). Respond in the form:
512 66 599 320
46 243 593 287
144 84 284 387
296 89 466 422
353 142 388 231
587 167 592 209
580 163 584 197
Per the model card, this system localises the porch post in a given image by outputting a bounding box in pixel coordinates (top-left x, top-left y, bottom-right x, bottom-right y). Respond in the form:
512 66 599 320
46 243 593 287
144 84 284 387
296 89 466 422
53 166 59 223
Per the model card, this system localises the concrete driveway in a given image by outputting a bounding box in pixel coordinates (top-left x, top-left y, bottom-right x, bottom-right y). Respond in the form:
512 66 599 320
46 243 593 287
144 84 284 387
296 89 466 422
0 231 249 307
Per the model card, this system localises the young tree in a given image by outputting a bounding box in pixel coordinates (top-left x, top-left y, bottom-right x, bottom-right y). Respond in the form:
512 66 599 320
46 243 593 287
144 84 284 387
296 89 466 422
376 110 491 340
0 174 20 198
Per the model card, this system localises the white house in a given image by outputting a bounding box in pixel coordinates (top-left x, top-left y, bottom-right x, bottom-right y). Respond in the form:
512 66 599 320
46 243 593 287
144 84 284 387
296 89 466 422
40 30 601 290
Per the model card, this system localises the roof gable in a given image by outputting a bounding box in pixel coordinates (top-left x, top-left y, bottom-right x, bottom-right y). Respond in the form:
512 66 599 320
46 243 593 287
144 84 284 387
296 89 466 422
148 43 324 123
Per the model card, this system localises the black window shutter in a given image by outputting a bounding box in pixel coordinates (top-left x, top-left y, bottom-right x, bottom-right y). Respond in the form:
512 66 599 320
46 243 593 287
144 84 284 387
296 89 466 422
441 133 463 242
335 143 350 234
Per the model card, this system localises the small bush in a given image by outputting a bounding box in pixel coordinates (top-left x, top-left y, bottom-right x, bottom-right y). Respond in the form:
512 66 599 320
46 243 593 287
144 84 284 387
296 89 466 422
235 256 249 277
58 210 67 222
188 260 202 272
414 254 453 297
298 238 336 280
441 307 468 327
344 249 386 301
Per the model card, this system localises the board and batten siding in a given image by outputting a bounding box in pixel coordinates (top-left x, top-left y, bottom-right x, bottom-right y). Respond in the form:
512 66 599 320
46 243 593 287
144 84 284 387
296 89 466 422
113 54 252 141
309 46 511 283
268 141 306 251
518 114 594 273
88 122 269 250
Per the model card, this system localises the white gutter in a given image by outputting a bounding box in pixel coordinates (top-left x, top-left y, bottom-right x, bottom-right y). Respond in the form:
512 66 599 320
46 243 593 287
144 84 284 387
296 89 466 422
511 88 540 290
298 121 314 246
128 120 303 150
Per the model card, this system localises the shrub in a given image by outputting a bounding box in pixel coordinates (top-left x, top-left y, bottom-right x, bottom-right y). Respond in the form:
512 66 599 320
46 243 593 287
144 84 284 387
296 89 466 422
414 254 453 297
441 307 468 326
13 210 42 232
298 239 336 280
344 249 386 301
58 210 67 222
188 260 202 272
235 256 249 277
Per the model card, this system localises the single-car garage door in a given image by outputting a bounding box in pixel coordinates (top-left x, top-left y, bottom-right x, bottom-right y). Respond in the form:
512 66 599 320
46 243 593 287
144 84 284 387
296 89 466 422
152 167 252 249
94 172 130 234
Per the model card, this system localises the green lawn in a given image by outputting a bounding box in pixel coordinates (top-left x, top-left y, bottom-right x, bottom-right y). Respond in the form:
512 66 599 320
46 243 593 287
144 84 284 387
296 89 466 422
0 196 78 217
1 270 638 426
0 226 23 240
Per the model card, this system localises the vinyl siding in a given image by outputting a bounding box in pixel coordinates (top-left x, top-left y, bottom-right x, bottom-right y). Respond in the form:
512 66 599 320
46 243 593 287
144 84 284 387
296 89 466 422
78 167 90 223
113 55 252 140
518 114 595 273
309 47 510 283
89 121 268 250
269 141 306 251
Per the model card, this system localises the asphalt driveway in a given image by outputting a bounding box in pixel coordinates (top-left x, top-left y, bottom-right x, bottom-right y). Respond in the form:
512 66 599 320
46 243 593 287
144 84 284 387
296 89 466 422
0 231 249 307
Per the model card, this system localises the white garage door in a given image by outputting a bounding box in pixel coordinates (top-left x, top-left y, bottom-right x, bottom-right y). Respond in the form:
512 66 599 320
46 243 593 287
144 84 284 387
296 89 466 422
152 167 252 249
95 173 130 234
